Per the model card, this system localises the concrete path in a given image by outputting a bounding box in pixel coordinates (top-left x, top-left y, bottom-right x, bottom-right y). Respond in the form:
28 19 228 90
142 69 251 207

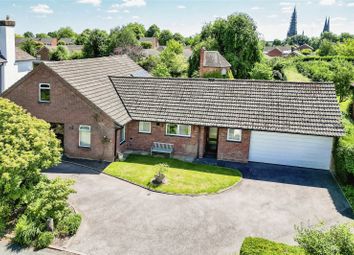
0 240 70 255
45 161 353 255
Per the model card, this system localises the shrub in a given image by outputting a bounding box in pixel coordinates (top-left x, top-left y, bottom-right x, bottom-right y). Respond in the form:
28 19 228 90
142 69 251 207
202 71 224 79
296 61 333 82
249 62 273 80
141 41 152 49
35 232 54 249
342 185 354 210
56 213 82 236
13 216 41 247
295 223 354 255
240 237 304 255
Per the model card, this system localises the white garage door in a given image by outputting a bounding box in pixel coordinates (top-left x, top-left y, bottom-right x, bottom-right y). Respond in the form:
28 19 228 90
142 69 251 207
249 131 333 170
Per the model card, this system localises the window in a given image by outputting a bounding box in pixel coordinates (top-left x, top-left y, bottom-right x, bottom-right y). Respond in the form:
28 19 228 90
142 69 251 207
120 125 126 144
139 121 151 133
79 125 91 148
166 123 191 137
227 128 242 142
39 83 50 102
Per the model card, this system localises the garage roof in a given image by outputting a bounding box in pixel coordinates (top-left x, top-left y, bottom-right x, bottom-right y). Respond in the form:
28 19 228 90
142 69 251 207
110 77 344 137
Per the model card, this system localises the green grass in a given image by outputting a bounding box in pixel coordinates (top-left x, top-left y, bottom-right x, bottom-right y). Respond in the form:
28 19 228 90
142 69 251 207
104 154 242 195
240 237 305 255
284 66 311 82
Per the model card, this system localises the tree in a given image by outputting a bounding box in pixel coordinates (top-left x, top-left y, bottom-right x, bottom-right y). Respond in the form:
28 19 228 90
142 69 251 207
152 63 171 77
138 55 160 72
20 39 43 56
158 40 188 77
82 29 109 57
321 32 338 43
335 39 354 56
57 27 77 39
23 31 34 38
332 59 354 102
158 29 173 45
249 62 273 80
200 13 262 78
35 33 50 39
125 23 146 39
339 33 354 43
47 31 58 38
317 39 336 56
146 24 160 37
75 29 91 45
272 39 282 46
50 45 69 61
108 26 138 53
285 34 310 46
114 46 144 62
172 33 184 43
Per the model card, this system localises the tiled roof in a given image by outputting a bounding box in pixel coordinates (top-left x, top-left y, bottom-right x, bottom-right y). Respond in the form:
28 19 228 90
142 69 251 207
44 55 147 126
41 45 83 53
203 51 231 68
15 47 35 61
110 77 344 137
139 37 157 43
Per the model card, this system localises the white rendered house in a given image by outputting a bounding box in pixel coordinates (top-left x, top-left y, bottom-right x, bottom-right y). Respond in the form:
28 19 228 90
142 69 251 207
0 17 35 93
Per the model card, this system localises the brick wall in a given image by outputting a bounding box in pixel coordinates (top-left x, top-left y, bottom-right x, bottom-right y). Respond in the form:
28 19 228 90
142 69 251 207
37 47 50 61
199 66 230 77
217 128 251 163
3 64 117 161
125 121 200 158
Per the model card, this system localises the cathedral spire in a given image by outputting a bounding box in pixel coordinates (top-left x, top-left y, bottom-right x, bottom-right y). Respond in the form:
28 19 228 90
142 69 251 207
287 7 297 37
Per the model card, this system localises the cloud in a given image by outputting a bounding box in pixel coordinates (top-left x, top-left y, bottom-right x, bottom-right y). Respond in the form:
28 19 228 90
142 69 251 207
347 2 354 6
281 6 293 13
267 14 278 18
30 4 53 14
77 0 101 6
331 16 347 21
123 9 130 13
251 6 263 10
279 2 292 5
177 5 186 9
120 0 146 8
132 15 140 19
319 0 336 5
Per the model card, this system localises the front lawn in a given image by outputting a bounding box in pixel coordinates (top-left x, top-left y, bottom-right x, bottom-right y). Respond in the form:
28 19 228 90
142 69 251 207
104 154 242 195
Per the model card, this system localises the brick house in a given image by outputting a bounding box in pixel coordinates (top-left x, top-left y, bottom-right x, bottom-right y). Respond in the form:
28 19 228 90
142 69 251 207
264 46 293 57
2 56 344 170
199 47 231 77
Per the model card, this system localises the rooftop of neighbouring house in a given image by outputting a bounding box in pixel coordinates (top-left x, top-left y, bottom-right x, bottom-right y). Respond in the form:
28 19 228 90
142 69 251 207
202 50 231 68
15 47 35 61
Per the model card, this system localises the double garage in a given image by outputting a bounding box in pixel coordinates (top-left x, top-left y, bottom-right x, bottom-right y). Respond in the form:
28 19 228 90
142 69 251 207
248 131 334 170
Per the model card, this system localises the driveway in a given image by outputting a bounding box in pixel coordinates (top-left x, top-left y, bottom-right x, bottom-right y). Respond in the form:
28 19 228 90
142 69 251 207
45 161 353 255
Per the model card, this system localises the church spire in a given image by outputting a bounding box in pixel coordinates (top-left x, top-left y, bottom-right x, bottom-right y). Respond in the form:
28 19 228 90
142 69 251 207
323 17 330 33
287 6 297 37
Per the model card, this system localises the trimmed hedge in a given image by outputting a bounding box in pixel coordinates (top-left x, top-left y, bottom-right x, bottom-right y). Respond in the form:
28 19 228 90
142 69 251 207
240 237 304 255
300 56 354 62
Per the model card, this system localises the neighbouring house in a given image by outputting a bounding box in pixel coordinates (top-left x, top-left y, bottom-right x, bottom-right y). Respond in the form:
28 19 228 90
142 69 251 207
0 17 35 93
59 38 75 45
141 46 193 59
139 37 159 48
264 46 293 57
36 45 84 60
199 47 231 77
2 58 343 170
297 43 314 51
15 37 58 47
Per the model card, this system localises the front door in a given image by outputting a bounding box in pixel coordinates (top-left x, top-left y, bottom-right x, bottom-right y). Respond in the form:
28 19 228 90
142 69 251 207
205 127 218 157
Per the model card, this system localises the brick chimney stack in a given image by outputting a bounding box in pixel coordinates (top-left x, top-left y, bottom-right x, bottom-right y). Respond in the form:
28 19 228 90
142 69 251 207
199 47 206 76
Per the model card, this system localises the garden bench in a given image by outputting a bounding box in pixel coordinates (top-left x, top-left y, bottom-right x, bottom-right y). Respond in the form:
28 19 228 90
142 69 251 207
151 142 174 157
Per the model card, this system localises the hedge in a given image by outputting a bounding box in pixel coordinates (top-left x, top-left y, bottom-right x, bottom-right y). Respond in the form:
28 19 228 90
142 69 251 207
240 237 304 255
300 56 354 62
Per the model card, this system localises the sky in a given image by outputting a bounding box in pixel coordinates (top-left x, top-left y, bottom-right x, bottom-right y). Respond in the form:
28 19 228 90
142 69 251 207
1 0 354 40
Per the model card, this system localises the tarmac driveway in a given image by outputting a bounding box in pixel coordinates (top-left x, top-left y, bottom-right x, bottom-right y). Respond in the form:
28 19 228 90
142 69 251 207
45 161 353 255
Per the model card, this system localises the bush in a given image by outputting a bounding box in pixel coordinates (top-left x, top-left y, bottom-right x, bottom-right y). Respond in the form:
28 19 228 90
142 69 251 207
249 62 273 80
295 223 354 255
56 213 82 236
342 185 354 210
240 237 304 255
140 41 152 49
296 61 333 82
13 216 41 247
35 232 54 249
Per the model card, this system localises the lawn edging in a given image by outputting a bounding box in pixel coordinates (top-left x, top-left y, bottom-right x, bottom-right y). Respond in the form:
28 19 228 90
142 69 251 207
103 169 243 197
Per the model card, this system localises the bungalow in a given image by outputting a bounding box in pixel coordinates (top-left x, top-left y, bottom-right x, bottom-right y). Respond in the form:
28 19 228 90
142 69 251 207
2 56 344 170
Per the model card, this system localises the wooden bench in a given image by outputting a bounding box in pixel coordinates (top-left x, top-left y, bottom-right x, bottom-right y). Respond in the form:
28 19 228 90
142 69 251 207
151 142 174 157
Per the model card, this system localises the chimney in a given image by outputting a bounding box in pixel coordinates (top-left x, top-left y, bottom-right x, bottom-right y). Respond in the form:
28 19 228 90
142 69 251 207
0 15 16 92
199 47 206 76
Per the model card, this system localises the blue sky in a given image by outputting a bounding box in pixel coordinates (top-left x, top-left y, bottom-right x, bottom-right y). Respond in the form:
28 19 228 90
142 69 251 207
1 0 354 40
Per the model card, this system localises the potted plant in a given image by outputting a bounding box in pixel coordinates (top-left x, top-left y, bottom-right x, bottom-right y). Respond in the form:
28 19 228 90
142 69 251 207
151 163 169 185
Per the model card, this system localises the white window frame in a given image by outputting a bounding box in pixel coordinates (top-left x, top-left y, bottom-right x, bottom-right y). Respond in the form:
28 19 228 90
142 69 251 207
227 128 242 142
165 123 192 137
120 125 126 144
39 83 50 103
79 125 91 148
138 121 151 134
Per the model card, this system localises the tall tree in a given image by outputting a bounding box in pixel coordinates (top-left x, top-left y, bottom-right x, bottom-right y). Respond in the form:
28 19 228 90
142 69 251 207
287 7 297 37
158 30 174 45
82 29 109 57
75 29 91 45
23 31 34 38
146 24 160 37
125 23 146 39
35 33 50 39
57 27 77 39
